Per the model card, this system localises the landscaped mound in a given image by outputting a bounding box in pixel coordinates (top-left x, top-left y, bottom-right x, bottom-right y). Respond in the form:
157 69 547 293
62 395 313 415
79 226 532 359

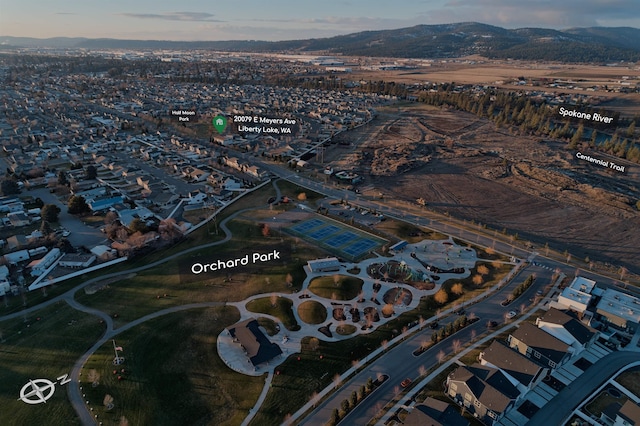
298 301 328 325
308 275 364 300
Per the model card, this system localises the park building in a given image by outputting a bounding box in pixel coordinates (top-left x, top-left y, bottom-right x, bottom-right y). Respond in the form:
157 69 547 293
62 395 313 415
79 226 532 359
226 318 282 367
307 257 341 273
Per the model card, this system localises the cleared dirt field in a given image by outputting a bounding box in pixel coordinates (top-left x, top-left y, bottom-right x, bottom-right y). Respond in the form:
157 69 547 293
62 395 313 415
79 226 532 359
324 105 640 274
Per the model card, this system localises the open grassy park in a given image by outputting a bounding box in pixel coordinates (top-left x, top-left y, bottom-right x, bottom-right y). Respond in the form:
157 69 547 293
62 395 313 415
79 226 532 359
308 275 364 300
81 306 264 426
246 296 300 331
75 217 324 326
0 302 105 426
249 259 513 425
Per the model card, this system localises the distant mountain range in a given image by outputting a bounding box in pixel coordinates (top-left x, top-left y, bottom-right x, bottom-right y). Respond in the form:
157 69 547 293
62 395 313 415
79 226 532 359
2 22 640 62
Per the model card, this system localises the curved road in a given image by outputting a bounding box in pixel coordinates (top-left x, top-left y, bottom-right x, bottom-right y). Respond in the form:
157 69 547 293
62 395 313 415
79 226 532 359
527 351 640 426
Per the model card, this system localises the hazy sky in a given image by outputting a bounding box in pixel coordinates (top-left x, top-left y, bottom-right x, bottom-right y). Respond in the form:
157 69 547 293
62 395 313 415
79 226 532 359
1 0 639 40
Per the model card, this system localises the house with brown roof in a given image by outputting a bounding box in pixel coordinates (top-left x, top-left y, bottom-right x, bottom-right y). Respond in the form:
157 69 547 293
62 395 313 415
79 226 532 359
479 340 548 393
404 397 469 426
601 400 640 426
535 307 598 353
446 364 520 425
507 322 572 369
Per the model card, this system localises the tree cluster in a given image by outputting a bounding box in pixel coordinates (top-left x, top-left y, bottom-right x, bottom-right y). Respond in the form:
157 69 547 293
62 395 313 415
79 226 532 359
509 274 536 301
431 315 469 343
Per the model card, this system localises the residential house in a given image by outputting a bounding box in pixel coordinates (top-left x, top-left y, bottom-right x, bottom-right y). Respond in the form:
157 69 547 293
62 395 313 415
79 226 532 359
404 397 469 426
601 400 640 426
535 308 598 353
28 248 62 277
6 235 28 251
479 340 548 394
507 322 572 369
446 364 520 425
58 253 97 268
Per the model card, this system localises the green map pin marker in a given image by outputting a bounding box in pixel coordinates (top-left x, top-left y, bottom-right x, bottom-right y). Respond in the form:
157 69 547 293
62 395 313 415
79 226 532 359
213 115 227 134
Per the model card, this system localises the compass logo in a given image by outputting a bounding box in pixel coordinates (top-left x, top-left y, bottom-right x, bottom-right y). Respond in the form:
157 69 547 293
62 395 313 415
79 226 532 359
18 374 71 405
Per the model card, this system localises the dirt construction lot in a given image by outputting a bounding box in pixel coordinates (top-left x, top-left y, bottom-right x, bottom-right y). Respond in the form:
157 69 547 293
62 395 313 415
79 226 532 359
322 104 640 274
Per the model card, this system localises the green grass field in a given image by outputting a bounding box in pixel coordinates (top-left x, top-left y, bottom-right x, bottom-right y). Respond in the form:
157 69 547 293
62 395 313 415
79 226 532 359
246 297 300 331
249 261 513 425
0 302 105 426
297 301 328 325
81 306 264 426
308 275 364 300
75 218 322 326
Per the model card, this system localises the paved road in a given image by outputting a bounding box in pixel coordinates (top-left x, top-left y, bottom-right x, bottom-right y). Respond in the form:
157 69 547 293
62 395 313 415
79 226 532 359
29 187 107 248
298 263 555 425
527 351 640 426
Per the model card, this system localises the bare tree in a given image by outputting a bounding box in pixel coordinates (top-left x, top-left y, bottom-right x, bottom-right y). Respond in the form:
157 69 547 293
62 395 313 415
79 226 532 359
87 369 100 387
103 394 114 410
452 339 462 354
309 337 320 351
437 350 446 364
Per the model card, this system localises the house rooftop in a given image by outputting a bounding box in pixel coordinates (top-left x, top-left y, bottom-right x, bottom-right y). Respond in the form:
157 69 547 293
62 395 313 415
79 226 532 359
480 340 544 387
596 288 640 325
538 307 597 345
510 322 570 364
450 364 519 412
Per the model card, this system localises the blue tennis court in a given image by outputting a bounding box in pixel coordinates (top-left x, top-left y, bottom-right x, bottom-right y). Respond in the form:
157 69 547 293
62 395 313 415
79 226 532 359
309 225 340 240
286 216 387 261
343 239 380 257
325 232 357 247
291 218 324 233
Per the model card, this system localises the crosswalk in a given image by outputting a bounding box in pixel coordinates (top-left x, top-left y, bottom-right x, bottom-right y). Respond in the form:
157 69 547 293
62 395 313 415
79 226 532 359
532 262 554 271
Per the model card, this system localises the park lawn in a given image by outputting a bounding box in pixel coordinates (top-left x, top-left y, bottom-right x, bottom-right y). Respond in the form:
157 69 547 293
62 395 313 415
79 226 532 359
246 297 300 331
81 306 264 426
257 317 279 336
308 275 364 300
250 295 442 426
0 301 106 426
586 392 628 418
274 180 324 203
76 218 323 326
375 219 447 243
336 324 357 336
616 368 640 398
298 301 328 325
250 262 514 425
441 262 514 306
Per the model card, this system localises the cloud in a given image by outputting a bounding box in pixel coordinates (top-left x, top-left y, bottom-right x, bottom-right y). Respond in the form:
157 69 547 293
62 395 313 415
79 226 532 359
118 12 223 23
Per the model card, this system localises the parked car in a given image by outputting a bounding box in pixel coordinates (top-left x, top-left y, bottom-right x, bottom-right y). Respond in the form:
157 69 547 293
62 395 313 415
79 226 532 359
430 321 439 329
401 378 412 388
487 320 498 328
506 311 517 319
